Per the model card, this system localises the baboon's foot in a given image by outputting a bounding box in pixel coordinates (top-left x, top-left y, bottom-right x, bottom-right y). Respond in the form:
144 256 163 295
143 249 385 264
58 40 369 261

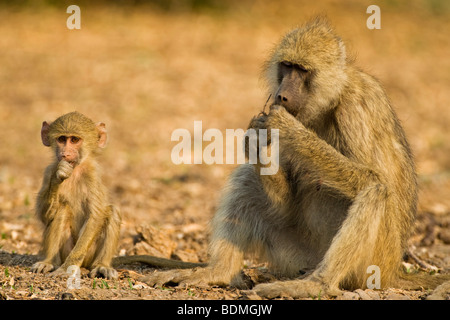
140 267 246 289
253 279 331 299
90 265 118 280
31 261 55 274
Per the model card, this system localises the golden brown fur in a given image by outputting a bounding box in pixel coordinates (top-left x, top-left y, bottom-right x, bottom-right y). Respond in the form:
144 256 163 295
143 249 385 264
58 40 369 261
31 112 121 279
136 19 448 298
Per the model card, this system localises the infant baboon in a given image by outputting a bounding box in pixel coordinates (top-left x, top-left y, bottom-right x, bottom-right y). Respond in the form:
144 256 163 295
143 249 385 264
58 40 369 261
31 112 121 279
140 19 446 297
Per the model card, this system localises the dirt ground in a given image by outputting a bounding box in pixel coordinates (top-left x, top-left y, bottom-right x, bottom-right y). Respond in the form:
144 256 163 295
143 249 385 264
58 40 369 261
0 1 449 301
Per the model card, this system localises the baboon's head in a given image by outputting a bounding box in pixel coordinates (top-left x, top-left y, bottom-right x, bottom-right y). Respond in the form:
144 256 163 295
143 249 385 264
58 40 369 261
41 111 108 165
263 18 348 126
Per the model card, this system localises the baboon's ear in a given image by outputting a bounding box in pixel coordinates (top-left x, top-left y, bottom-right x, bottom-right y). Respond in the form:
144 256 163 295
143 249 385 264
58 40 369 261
41 121 51 147
96 122 108 148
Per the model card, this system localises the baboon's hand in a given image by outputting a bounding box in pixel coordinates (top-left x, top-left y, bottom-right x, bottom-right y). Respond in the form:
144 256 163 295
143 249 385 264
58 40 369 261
246 113 272 154
56 160 74 182
248 113 269 131
90 266 118 280
50 267 70 278
267 105 299 131
247 105 294 151
31 261 55 274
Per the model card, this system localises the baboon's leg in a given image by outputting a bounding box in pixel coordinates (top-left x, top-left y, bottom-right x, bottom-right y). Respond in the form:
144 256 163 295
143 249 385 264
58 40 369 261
31 206 71 273
87 205 122 279
254 183 399 298
54 208 106 274
315 184 398 289
141 164 296 288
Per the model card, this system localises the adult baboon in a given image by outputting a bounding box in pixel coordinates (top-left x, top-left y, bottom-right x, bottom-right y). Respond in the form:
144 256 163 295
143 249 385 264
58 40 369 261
141 19 445 298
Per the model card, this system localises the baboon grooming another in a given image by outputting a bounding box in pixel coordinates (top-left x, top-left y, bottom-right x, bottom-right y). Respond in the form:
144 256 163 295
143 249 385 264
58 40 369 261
31 112 121 279
141 19 425 297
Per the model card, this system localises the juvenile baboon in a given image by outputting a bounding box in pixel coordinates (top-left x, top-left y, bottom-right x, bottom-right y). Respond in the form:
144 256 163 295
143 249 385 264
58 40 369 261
31 112 121 279
140 19 446 297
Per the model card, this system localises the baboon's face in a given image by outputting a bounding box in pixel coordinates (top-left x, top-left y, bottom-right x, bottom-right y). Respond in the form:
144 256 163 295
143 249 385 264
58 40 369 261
40 112 108 166
275 61 311 119
54 135 83 165
268 24 348 126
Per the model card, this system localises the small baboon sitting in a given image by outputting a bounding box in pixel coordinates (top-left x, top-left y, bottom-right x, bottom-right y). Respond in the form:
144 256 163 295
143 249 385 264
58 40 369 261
32 112 206 278
31 112 121 279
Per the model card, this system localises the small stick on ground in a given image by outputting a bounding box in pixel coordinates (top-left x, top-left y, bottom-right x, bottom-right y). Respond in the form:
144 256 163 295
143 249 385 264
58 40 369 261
406 247 439 272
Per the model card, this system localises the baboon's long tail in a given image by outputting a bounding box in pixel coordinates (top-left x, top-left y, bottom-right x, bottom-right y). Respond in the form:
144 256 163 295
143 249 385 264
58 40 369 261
112 255 206 269
397 272 450 291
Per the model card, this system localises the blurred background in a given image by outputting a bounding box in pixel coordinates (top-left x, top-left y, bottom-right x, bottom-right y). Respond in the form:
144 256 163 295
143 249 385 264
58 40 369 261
0 0 449 263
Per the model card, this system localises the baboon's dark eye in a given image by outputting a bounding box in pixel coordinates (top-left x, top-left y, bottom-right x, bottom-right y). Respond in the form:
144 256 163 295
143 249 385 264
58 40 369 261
70 136 80 144
57 136 67 143
281 61 292 67
297 64 308 72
